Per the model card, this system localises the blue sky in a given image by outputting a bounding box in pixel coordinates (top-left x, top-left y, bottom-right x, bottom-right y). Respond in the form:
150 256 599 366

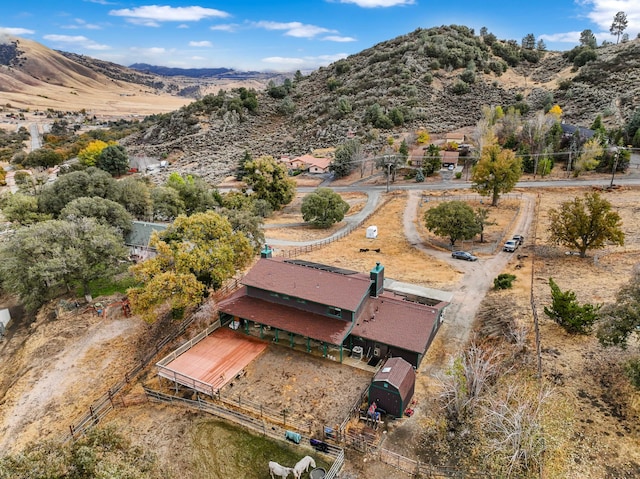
1 0 639 72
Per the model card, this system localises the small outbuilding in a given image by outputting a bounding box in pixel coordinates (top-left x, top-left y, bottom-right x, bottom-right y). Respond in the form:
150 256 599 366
366 225 378 239
368 357 415 418
0 308 12 336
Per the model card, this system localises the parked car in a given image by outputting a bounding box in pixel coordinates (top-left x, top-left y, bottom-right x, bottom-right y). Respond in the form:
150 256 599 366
513 235 525 245
503 239 518 252
452 250 478 261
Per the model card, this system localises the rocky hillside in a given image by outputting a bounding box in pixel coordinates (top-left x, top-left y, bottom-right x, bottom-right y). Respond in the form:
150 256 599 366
121 26 640 183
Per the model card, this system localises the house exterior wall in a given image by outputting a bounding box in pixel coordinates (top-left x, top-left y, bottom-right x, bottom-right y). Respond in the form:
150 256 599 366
247 286 355 322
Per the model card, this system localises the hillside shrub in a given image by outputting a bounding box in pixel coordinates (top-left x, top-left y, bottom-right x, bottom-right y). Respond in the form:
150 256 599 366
494 273 516 290
451 80 470 95
624 359 640 390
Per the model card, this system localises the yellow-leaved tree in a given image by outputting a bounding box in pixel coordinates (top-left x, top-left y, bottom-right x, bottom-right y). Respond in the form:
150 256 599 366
471 145 523 206
128 211 253 321
78 140 112 166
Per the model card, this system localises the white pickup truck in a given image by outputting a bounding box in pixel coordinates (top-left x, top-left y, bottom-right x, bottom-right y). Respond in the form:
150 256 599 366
503 239 518 252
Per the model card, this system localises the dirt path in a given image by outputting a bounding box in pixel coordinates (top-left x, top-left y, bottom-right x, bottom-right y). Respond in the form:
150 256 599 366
0 313 143 452
370 190 536 454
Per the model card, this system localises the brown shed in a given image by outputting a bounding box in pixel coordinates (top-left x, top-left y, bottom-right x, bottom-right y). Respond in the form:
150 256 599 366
368 357 415 418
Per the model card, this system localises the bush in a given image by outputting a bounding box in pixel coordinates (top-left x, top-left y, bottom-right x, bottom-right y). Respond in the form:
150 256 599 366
451 80 470 95
544 278 600 334
624 358 640 390
494 273 516 289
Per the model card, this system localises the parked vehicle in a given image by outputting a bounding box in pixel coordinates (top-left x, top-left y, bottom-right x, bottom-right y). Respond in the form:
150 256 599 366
503 239 518 252
452 250 478 261
513 235 525 245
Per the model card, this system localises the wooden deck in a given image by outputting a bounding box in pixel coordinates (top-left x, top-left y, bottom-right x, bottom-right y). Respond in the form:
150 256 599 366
159 327 267 395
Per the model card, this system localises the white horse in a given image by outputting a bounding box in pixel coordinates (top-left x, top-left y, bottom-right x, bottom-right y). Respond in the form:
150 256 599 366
269 461 294 479
293 456 317 478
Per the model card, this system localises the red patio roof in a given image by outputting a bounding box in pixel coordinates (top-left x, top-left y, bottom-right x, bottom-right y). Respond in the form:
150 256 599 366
218 287 353 345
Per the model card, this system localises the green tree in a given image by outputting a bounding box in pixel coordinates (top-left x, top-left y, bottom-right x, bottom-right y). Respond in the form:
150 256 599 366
128 211 252 321
165 172 219 214
580 29 598 49
0 426 157 479
547 192 624 258
475 207 496 243
151 186 186 221
38 167 118 217
60 196 133 238
96 144 129 176
573 137 603 176
243 156 295 210
115 177 153 220
78 139 110 166
422 144 442 176
301 188 350 228
471 145 522 206
0 218 128 310
610 11 628 44
544 278 600 334
521 33 536 50
597 270 640 349
424 201 482 246
22 148 64 168
1 193 50 225
219 207 265 252
236 150 252 180
331 140 361 178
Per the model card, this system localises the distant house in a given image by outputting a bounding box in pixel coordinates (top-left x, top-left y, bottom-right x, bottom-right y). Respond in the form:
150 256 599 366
124 220 168 261
441 150 459 168
285 154 333 174
561 123 595 141
217 247 449 368
305 156 332 174
0 309 11 336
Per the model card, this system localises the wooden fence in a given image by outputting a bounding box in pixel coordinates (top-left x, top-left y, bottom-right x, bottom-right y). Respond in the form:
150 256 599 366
377 448 488 478
278 194 394 259
143 388 344 478
67 275 245 441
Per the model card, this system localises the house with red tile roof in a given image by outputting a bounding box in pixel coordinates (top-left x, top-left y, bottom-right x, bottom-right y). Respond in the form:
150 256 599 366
217 246 449 368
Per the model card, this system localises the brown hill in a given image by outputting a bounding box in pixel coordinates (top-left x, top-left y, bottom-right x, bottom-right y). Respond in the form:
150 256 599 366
0 36 190 116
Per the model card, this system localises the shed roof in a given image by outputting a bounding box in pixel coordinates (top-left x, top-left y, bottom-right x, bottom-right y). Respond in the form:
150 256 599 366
373 357 415 396
241 258 372 312
351 292 438 354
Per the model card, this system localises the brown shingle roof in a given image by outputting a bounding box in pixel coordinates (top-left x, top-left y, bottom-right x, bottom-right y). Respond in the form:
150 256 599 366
374 357 415 396
241 258 372 312
218 287 352 345
351 292 438 354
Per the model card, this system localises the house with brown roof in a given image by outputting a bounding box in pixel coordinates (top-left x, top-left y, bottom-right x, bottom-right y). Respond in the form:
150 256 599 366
217 247 448 368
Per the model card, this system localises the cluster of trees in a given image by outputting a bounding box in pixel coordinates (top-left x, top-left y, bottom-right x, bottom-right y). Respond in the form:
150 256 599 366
0 154 296 316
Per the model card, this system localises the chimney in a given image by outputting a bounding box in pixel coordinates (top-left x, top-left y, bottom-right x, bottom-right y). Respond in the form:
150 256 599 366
369 262 384 297
260 244 273 259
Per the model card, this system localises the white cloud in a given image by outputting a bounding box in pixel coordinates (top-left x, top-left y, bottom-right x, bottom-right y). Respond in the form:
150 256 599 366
109 5 230 25
43 34 110 50
323 35 357 42
335 0 415 7
539 31 582 43
578 0 640 31
63 18 102 30
189 40 212 47
254 21 335 38
261 52 348 71
0 27 35 36
210 24 238 32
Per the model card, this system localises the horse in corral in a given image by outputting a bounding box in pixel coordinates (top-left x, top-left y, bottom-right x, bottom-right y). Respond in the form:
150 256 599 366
269 461 294 479
293 456 317 478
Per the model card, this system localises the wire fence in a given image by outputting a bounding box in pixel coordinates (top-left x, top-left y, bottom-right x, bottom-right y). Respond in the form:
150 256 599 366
376 448 488 478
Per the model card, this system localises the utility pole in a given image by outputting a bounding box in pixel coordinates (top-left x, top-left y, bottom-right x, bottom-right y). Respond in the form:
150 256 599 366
385 156 392 193
609 148 620 188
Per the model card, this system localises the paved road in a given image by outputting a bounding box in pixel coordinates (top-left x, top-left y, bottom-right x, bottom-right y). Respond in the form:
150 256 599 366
29 123 41 151
267 176 640 247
